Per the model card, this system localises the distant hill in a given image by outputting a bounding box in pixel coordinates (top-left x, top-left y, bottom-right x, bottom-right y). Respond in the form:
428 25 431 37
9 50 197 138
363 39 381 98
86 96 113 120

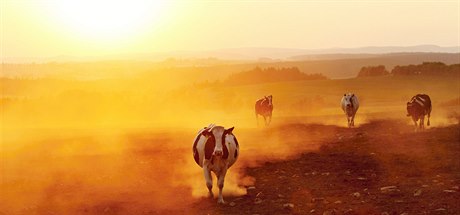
2 53 459 80
198 52 460 79
2 45 459 63
288 45 459 60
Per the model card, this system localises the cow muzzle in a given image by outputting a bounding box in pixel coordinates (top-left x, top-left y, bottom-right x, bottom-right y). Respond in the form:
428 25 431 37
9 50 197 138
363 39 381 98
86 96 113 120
213 150 223 157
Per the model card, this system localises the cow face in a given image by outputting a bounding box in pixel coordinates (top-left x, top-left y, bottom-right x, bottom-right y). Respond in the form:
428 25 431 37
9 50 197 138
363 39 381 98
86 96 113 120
202 126 234 158
343 94 354 114
266 95 273 106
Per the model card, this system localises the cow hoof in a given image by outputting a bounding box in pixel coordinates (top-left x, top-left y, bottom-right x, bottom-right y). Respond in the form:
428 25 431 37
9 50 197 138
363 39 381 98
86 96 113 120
217 199 225 204
208 192 214 198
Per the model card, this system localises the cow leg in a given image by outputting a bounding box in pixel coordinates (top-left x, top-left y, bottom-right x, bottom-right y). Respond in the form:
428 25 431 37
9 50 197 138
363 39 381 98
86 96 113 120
427 112 431 126
268 115 272 126
255 113 259 127
263 116 268 126
216 168 228 204
412 117 418 132
203 166 213 198
420 115 425 130
351 114 355 127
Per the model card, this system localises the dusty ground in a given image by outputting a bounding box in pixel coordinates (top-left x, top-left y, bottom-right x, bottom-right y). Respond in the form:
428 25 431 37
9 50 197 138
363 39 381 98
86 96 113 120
1 119 459 215
192 120 460 215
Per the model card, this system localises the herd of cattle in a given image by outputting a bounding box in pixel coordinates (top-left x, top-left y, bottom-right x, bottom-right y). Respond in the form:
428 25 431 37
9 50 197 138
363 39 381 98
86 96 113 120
192 93 432 203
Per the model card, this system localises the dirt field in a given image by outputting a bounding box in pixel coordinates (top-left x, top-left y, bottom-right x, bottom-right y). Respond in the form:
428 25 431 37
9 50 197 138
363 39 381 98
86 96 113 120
2 117 459 215
193 120 460 215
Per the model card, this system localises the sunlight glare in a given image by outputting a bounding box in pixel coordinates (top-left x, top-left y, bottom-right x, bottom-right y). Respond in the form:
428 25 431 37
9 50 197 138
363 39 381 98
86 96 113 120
50 0 168 41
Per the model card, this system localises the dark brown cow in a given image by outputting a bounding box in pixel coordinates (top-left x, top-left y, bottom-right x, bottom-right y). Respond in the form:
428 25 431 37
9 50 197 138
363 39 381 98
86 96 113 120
407 94 432 130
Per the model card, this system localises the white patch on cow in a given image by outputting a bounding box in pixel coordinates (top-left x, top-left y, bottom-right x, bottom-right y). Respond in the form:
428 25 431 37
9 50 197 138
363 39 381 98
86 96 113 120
194 133 207 167
415 98 425 107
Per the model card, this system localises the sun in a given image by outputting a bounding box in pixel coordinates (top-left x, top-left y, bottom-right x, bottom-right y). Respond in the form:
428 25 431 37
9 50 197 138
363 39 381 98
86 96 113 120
49 0 169 42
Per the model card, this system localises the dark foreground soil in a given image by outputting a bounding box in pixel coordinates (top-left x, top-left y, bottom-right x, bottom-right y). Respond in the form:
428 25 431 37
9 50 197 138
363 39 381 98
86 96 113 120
192 120 460 215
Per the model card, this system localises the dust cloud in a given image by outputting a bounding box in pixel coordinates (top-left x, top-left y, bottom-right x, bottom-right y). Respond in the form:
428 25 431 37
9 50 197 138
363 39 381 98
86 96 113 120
1 63 458 214
2 118 343 214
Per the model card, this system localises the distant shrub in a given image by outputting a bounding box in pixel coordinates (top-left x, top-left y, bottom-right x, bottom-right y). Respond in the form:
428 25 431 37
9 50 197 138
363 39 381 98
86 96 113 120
224 67 327 85
357 65 389 77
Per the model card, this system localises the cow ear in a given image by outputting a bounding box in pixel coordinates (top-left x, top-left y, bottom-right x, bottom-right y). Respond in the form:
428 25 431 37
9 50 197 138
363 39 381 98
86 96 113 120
344 94 346 96
225 127 234 134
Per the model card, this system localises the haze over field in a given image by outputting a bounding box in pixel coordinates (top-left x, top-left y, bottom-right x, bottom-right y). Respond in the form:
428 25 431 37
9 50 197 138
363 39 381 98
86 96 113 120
1 1 460 214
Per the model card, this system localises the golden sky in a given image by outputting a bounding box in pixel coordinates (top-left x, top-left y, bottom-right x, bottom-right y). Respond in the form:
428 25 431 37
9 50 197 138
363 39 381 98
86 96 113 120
1 0 459 58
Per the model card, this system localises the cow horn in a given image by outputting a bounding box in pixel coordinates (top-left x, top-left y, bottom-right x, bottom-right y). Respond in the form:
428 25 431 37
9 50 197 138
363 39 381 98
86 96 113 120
206 123 216 131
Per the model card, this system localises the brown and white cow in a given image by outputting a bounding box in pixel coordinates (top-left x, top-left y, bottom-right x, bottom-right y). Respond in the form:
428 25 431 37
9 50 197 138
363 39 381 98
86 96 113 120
192 124 239 204
255 95 273 126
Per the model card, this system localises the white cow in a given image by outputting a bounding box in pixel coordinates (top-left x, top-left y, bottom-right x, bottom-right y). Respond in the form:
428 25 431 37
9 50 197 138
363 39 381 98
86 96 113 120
341 93 359 127
192 124 239 204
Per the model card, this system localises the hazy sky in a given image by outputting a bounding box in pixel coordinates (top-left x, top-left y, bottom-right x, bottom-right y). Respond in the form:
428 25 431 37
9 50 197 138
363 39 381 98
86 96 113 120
1 0 459 58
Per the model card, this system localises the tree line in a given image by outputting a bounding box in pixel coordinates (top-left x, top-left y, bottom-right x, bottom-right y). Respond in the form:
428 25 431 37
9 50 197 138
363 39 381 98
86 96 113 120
225 66 327 85
357 62 460 77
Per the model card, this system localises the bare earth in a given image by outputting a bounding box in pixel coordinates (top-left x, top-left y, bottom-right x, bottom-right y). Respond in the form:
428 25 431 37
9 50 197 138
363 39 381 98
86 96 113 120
2 119 459 215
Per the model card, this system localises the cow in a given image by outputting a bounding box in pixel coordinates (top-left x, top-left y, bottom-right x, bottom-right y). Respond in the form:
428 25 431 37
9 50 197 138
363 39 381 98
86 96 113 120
192 124 239 204
341 93 360 127
407 94 431 130
255 95 273 126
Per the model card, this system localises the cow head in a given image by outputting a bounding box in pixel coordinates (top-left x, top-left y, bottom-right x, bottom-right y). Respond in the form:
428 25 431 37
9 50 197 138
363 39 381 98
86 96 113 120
266 95 273 106
343 93 355 114
202 125 234 158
